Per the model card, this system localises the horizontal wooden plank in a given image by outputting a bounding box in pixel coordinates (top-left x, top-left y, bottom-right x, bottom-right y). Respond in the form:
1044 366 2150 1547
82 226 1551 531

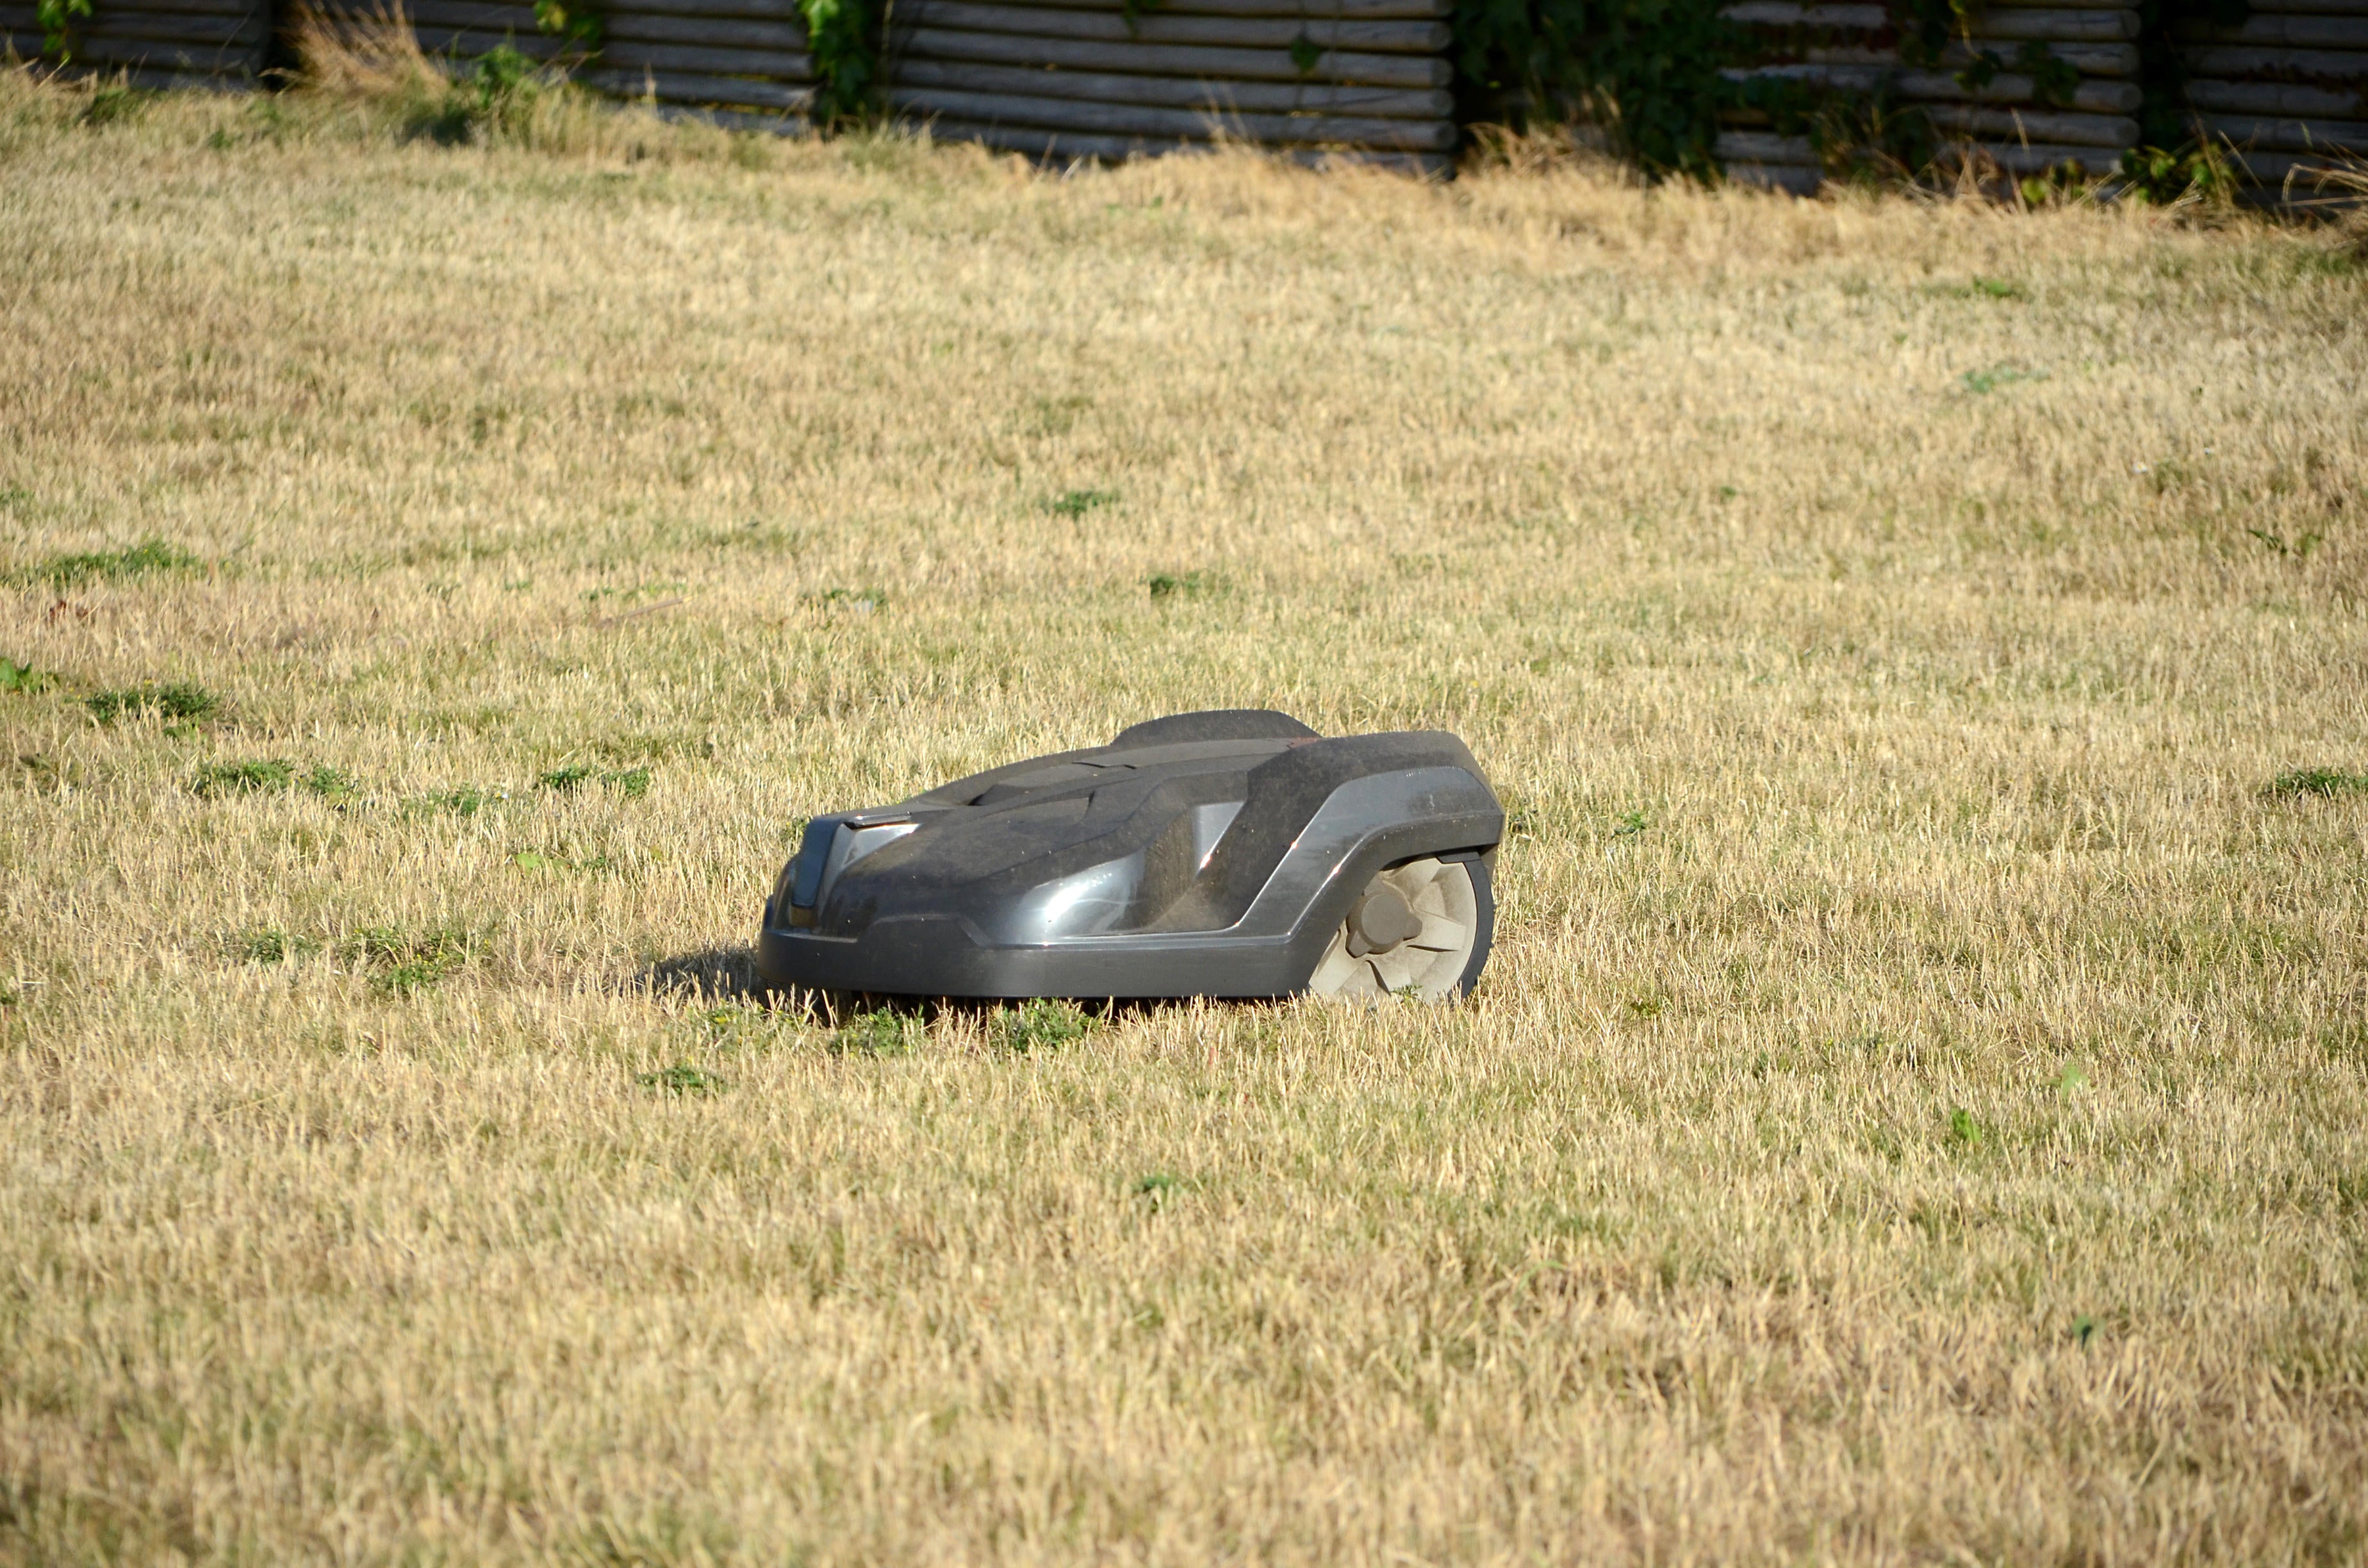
1937 137 2124 171
2183 77 2365 115
1922 102 2137 143
1938 38 2139 74
63 31 263 65
1722 3 1887 27
912 111 1447 168
586 65 812 106
896 1 1447 53
410 26 567 56
606 0 805 16
601 38 810 74
887 83 1449 145
83 10 263 44
644 100 810 132
893 55 1449 116
2180 44 2368 81
1726 161 1825 195
891 26 1450 85
1900 67 2139 110
400 1 542 28
2243 0 2368 13
2200 110 2368 147
95 0 267 16
2176 13 2368 45
1716 129 1811 161
2223 145 2368 180
1965 6 2139 40
2175 12 2368 45
603 11 806 47
12 56 249 85
1717 127 2126 173
1728 61 2142 111
1011 0 1449 15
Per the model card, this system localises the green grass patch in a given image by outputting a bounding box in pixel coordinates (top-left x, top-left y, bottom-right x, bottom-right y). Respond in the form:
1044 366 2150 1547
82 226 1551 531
989 998 1098 1052
192 759 293 797
340 926 481 993
0 657 53 694
1047 489 1119 519
2273 767 2368 797
637 1063 727 1095
28 537 199 589
87 683 219 724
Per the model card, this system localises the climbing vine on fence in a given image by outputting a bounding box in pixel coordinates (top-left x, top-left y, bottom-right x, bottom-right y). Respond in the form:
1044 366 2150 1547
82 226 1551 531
35 0 90 60
1451 0 1741 176
800 0 880 124
533 0 605 51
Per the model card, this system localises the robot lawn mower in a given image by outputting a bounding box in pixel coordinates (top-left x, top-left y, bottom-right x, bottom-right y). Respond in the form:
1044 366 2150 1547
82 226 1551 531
755 710 1503 1002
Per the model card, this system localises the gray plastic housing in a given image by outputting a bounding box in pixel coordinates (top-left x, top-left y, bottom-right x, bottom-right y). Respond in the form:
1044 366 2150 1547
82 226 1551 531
753 710 1504 1000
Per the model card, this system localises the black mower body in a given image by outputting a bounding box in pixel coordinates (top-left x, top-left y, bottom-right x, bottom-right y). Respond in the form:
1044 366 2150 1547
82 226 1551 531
754 710 1503 1000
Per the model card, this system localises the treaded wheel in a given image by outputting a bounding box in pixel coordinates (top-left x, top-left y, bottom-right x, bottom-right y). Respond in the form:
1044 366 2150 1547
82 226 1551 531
1305 855 1493 1001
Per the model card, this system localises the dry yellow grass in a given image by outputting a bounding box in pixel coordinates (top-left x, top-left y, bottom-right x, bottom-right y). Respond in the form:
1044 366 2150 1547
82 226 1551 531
2 65 2366 1565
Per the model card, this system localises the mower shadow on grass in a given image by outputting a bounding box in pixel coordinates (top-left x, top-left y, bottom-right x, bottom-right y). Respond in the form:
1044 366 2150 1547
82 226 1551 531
638 944 762 1004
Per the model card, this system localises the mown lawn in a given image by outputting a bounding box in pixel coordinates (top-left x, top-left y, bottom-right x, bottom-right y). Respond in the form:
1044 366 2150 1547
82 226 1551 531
2 67 2365 1565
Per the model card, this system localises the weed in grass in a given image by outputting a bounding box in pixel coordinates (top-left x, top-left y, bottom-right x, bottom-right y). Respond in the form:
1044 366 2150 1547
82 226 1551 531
538 764 595 792
2273 767 2367 797
1612 810 1649 840
0 486 31 510
236 928 321 964
411 45 548 145
513 849 613 872
1959 365 2048 395
192 759 293 797
637 1063 726 1095
0 658 51 694
415 785 507 816
86 683 218 724
82 82 145 126
1133 1172 1188 1212
302 765 360 804
1048 489 1119 519
1146 570 1213 599
810 586 887 612
2248 527 2323 558
989 997 1098 1052
1948 1107 1986 1149
29 537 197 589
2073 1314 2098 1347
340 926 477 993
2055 1061 2090 1093
541 764 652 798
0 981 15 1008
834 1009 918 1056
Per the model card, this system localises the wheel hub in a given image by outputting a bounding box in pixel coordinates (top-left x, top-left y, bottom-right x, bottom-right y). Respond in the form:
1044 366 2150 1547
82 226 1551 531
1347 886 1423 955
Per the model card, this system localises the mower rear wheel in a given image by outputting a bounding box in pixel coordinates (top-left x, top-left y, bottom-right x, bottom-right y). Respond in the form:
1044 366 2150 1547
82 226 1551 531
1305 855 1493 1001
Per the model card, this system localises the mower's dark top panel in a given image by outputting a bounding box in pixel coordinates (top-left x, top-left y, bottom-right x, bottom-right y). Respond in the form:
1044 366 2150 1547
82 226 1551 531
756 710 1503 999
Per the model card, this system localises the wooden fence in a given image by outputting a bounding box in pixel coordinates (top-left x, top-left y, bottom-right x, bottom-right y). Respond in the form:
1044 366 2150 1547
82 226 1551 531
1 0 272 85
8 0 2357 197
884 0 1458 174
406 0 814 126
1718 0 2144 192
2175 0 2367 202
